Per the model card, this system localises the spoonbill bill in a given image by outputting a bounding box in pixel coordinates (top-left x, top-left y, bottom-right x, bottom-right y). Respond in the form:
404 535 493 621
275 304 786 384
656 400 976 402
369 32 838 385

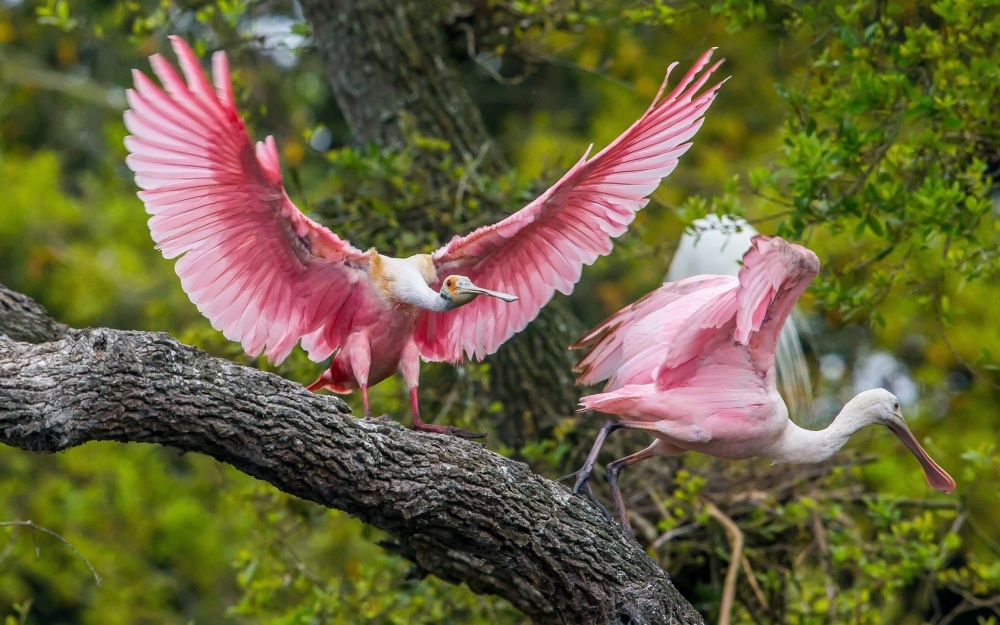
123 36 726 437
666 214 814 423
565 235 955 535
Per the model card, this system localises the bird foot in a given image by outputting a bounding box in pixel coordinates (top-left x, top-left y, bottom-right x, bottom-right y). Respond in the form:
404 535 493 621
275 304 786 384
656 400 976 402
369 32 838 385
412 421 487 439
557 469 611 521
363 413 393 423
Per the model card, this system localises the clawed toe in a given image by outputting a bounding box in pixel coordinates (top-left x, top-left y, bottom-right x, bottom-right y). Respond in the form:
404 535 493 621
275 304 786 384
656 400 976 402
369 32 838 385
557 469 611 520
413 422 487 439
577 480 611 521
444 426 487 439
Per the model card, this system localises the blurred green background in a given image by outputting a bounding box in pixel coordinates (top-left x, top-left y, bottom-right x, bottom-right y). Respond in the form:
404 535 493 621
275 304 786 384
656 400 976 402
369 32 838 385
2 0 999 623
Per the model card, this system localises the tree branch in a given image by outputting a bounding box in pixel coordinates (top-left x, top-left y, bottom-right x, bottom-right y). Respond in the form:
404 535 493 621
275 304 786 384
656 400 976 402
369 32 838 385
0 286 68 344
0 285 702 624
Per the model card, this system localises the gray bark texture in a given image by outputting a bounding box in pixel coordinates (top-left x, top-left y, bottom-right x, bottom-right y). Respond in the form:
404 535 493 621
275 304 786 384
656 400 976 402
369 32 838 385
0 287 69 344
297 0 497 164
0 284 702 625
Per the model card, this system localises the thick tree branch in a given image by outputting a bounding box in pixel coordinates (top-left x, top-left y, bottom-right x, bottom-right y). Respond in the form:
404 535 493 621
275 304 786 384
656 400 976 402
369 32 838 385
0 286 68 344
0 285 702 624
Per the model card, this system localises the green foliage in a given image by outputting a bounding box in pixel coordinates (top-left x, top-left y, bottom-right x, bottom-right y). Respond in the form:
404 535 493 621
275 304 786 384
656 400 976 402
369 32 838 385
307 126 520 258
227 488 521 624
2 0 1000 623
690 0 1000 327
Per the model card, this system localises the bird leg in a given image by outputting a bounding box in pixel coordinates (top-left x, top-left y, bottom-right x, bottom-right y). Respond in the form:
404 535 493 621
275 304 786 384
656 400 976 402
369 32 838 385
356 386 391 422
561 420 669 524
358 384 374 419
408 388 486 439
397 341 485 438
607 442 662 541
346 333 389 421
558 420 624 518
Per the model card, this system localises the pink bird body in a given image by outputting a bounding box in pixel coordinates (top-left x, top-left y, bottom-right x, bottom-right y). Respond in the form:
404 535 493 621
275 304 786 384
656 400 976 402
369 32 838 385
567 236 955 533
123 36 726 436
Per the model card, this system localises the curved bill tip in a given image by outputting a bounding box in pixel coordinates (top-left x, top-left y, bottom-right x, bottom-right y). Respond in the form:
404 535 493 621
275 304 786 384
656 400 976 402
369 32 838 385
888 423 956 494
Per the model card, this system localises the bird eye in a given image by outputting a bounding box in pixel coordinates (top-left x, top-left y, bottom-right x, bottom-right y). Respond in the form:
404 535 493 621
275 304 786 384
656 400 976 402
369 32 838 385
446 278 455 288
893 402 900 411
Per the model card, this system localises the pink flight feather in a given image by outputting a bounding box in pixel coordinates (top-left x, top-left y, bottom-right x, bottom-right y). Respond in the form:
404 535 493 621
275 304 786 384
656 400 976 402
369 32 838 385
124 36 369 364
415 48 728 363
574 235 819 405
125 38 725 372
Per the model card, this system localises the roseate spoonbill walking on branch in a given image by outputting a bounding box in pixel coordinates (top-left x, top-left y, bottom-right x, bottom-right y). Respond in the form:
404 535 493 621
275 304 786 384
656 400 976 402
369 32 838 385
666 214 814 424
565 235 955 535
123 36 726 437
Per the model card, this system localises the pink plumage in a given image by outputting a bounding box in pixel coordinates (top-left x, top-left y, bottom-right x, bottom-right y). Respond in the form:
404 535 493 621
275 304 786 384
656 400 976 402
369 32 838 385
418 49 726 362
124 36 725 437
565 235 955 536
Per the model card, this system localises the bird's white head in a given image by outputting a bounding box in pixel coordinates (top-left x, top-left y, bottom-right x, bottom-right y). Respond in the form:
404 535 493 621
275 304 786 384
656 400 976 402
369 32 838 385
439 275 518 309
846 388 955 494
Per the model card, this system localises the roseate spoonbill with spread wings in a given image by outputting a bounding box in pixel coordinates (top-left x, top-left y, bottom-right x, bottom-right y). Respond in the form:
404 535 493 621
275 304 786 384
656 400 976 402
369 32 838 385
666 214 814 424
123 36 726 437
564 235 955 535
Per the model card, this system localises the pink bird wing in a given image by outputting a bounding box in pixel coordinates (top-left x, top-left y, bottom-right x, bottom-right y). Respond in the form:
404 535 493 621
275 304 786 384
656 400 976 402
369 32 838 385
654 235 819 390
415 49 727 363
571 275 736 390
124 36 371 364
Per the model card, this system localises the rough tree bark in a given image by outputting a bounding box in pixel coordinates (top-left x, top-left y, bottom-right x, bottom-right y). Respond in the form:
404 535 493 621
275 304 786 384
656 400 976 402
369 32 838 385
297 0 582 447
0 285 702 624
0 287 68 344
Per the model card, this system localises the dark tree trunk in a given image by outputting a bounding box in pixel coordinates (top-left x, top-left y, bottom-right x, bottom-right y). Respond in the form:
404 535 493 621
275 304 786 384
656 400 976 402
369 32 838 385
0 285 703 625
296 0 497 164
298 0 581 447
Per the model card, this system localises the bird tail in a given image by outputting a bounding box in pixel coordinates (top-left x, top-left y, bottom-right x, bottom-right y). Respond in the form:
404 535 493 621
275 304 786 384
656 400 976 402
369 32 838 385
578 387 643 416
305 359 356 394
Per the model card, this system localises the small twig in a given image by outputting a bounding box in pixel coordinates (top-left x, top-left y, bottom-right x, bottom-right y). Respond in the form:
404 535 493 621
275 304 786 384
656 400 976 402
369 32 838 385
745 210 793 225
456 22 531 85
532 51 637 92
968 516 1000 557
0 521 102 585
810 511 837 623
792 542 814 570
433 386 460 425
704 502 743 625
930 278 1000 391
652 523 698 549
739 555 769 610
630 512 659 544
0 530 16 566
825 494 960 509
455 142 492 213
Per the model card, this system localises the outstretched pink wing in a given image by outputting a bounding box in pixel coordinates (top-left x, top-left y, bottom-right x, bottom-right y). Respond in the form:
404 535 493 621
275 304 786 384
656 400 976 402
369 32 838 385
416 49 727 362
653 235 819 390
124 36 370 364
571 275 736 390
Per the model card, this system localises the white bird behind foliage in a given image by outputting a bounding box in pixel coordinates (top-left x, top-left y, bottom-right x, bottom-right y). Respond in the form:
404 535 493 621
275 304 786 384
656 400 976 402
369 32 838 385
666 215 815 425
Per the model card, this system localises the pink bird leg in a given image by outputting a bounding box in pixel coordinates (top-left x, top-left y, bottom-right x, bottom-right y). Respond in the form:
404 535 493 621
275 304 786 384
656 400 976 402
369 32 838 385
565 235 955 538
124 36 726 438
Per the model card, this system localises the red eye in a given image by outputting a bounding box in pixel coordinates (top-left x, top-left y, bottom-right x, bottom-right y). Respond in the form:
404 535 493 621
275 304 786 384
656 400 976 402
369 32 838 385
446 278 455 288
